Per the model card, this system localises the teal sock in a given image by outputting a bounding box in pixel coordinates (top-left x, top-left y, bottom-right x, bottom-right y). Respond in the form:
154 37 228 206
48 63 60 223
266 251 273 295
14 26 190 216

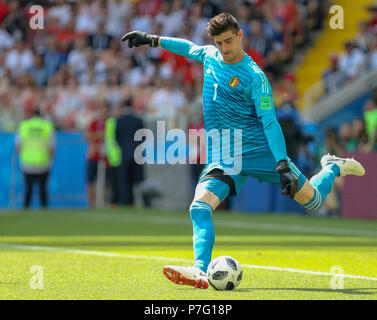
304 163 340 210
190 200 215 273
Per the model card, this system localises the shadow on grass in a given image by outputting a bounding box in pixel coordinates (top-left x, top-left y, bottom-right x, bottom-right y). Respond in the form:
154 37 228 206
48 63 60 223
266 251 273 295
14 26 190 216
236 287 377 295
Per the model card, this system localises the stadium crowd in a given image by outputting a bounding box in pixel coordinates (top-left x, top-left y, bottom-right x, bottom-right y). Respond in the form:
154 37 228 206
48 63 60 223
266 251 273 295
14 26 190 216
322 5 377 95
0 0 328 134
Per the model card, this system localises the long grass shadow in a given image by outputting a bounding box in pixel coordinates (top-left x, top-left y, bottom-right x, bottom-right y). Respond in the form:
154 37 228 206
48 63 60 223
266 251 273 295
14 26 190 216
236 287 377 295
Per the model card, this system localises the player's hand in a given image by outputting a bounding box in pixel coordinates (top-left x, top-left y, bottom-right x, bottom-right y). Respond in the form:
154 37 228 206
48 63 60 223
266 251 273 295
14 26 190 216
121 30 159 48
276 160 299 198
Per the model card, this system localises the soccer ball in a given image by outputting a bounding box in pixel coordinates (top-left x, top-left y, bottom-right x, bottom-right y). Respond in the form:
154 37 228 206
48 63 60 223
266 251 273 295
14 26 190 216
207 256 242 291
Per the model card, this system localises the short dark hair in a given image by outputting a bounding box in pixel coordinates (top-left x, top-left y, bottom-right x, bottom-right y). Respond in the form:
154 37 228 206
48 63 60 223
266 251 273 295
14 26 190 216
32 108 41 117
207 12 240 37
123 96 133 109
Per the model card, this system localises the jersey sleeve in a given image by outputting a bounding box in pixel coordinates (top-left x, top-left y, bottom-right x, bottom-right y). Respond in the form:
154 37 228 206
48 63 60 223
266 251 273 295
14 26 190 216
160 37 211 64
244 69 288 163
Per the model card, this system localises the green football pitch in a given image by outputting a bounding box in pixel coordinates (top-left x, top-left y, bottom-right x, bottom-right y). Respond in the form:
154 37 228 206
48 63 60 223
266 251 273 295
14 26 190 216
0 208 376 300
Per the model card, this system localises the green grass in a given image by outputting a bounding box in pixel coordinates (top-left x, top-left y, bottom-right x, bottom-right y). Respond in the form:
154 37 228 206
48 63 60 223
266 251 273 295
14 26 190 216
0 208 377 300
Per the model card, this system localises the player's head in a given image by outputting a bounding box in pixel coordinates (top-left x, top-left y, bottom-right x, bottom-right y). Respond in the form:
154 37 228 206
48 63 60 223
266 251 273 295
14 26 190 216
207 12 244 63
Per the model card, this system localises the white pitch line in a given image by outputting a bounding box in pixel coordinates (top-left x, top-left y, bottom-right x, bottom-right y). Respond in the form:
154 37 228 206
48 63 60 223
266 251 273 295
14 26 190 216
1 243 377 282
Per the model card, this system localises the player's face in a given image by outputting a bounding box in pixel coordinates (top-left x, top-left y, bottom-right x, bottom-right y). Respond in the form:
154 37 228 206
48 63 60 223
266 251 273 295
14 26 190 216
213 29 243 63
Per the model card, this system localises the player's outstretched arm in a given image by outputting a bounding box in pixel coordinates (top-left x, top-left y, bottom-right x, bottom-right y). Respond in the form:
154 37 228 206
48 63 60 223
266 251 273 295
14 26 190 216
121 30 209 64
246 70 299 198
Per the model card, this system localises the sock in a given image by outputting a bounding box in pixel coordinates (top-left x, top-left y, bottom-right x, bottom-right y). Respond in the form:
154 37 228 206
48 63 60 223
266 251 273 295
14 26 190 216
304 163 340 211
190 200 215 273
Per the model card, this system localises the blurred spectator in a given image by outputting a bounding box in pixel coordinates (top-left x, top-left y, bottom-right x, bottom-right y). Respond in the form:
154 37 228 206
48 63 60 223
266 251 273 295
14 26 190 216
248 19 274 62
317 127 343 159
105 102 122 206
304 0 325 31
237 5 251 34
5 38 33 80
199 0 220 19
352 118 369 152
2 0 27 40
339 41 365 82
105 69 126 109
339 122 357 153
363 99 377 142
28 54 48 87
87 20 113 53
54 77 85 130
322 53 344 95
188 2 209 45
371 128 377 151
0 0 10 24
43 37 66 78
0 22 14 52
100 38 123 70
261 1 284 44
275 97 306 162
16 73 42 115
85 101 108 208
276 73 299 102
355 21 374 53
135 0 162 19
67 37 88 76
146 78 186 130
243 35 265 69
115 98 145 206
368 36 377 71
366 5 377 32
75 0 101 34
47 0 73 28
106 0 131 38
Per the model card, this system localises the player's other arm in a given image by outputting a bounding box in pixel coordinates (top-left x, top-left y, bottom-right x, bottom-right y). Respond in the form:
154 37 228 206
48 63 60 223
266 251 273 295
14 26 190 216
246 72 299 198
121 30 209 63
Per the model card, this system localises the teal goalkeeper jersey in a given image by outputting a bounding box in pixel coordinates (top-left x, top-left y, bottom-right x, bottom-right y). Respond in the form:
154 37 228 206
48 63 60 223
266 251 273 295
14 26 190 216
160 37 288 171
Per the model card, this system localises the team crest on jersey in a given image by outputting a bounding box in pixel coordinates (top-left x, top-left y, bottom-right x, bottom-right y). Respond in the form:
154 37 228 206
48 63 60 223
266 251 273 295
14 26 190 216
229 76 240 88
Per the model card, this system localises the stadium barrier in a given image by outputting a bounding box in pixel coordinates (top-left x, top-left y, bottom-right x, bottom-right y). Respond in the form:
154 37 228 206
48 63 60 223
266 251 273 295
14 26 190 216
0 132 88 209
342 152 377 219
0 131 317 213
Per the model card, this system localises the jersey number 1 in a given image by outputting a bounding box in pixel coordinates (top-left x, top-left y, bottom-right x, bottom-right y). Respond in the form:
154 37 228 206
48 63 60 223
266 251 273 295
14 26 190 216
213 83 218 101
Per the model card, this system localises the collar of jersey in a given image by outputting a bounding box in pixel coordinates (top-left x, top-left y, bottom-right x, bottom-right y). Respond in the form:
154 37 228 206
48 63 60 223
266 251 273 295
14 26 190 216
218 50 249 67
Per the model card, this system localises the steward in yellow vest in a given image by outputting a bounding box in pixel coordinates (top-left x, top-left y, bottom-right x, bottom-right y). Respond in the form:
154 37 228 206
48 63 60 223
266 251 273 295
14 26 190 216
16 110 55 209
105 114 122 206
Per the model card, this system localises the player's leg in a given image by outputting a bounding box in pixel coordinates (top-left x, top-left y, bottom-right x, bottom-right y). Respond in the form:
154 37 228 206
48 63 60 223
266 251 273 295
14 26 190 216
23 172 34 209
38 171 49 208
190 174 230 272
163 169 242 288
86 160 98 208
292 155 365 210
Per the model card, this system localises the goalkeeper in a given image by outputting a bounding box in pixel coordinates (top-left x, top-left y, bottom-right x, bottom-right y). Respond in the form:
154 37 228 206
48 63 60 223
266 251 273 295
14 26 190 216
121 13 365 289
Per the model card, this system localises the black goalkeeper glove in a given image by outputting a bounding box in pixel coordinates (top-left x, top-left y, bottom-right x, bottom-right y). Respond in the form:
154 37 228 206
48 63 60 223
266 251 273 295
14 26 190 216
276 160 299 198
121 30 160 48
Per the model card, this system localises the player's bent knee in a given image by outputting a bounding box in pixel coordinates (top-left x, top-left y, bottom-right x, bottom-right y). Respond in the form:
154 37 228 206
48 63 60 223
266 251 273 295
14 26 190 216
193 178 230 211
191 189 219 211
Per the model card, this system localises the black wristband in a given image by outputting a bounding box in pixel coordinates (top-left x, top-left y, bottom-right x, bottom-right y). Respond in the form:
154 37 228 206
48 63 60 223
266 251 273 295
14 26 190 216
147 34 160 47
276 160 290 174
